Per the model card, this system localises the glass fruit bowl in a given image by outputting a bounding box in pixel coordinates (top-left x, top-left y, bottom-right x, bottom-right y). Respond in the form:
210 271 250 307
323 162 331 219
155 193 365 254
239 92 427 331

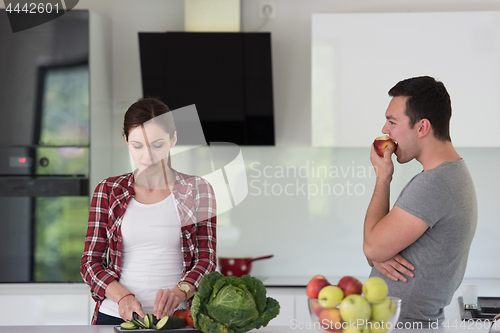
308 296 401 333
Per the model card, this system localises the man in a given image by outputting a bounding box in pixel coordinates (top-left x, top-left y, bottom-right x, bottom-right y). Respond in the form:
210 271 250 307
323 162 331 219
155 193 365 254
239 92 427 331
363 76 477 327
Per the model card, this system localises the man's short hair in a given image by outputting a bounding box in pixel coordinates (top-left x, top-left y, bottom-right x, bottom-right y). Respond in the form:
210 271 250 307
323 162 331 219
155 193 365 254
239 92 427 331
388 76 452 142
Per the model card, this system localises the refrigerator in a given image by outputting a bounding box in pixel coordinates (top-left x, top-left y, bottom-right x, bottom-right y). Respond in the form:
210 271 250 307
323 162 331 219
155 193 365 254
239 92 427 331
0 10 90 282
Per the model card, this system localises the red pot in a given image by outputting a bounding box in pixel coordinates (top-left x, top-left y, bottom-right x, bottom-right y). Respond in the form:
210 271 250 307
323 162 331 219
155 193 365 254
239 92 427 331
219 255 274 277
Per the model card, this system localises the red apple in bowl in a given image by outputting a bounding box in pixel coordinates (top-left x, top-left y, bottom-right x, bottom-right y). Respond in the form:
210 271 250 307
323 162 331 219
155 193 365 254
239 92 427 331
306 275 331 299
373 135 397 157
318 307 342 332
311 299 324 317
337 276 363 297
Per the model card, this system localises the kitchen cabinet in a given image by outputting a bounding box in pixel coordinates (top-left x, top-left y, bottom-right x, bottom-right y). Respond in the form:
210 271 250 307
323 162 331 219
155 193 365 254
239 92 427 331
312 11 500 148
0 283 91 325
266 289 298 326
0 9 112 284
1 279 498 327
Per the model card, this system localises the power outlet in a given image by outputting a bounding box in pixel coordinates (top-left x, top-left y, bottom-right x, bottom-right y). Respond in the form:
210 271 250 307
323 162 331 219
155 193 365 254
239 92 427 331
259 1 276 19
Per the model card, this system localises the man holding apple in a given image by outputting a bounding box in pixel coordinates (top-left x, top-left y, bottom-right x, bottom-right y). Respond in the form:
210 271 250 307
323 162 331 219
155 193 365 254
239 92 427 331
363 76 478 328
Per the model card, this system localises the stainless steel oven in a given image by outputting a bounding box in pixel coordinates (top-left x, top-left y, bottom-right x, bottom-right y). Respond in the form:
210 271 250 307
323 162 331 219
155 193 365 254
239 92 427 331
0 10 90 282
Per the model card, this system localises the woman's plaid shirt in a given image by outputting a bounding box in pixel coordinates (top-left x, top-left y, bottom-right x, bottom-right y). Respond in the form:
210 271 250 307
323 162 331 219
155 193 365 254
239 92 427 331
80 169 216 324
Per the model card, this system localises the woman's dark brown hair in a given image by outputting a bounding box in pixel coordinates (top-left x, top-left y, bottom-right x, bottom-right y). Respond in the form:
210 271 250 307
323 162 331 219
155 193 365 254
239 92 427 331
123 97 176 167
123 97 176 141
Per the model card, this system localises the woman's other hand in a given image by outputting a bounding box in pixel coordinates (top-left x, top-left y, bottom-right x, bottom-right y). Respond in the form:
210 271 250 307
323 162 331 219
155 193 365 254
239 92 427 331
154 287 185 320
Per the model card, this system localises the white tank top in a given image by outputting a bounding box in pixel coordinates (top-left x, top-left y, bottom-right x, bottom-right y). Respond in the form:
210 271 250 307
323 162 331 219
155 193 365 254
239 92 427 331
100 195 186 317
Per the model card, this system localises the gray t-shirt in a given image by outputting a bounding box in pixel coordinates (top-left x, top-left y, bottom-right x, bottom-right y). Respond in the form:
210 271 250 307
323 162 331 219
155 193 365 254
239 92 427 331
369 159 477 328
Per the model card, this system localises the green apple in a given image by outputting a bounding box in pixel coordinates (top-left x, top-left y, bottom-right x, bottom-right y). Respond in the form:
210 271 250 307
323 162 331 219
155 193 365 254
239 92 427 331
362 277 388 303
318 285 344 308
343 321 371 333
339 294 372 322
371 297 395 321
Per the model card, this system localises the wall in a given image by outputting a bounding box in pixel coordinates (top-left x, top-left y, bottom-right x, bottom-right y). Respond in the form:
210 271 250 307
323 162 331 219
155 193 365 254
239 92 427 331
76 0 500 279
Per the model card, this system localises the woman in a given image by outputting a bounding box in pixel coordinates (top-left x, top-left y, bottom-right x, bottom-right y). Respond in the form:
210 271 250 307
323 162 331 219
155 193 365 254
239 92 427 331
80 98 217 325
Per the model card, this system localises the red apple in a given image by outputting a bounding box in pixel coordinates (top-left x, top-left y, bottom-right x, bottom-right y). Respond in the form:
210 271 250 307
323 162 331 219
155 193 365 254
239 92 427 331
373 135 397 157
311 299 324 317
337 276 363 297
306 275 331 299
319 307 342 332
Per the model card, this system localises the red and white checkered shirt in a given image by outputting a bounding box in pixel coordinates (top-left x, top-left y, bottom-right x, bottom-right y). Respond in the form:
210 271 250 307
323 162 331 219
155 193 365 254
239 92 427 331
80 169 217 324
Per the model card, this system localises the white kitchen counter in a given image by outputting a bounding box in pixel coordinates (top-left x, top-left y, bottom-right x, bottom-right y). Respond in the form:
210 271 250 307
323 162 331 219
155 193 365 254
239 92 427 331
444 278 500 322
260 276 356 287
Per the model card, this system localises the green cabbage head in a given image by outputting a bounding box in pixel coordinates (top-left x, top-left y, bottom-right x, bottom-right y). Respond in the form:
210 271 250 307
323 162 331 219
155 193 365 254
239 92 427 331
191 272 280 333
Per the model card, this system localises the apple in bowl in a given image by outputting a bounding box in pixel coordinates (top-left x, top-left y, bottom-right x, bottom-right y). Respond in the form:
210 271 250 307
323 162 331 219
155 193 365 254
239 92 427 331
318 285 344 309
308 296 401 333
307 276 401 333
337 276 363 297
307 275 331 299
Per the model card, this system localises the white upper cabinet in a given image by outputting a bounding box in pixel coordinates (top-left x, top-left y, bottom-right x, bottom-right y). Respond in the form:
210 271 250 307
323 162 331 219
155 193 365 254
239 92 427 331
312 11 500 147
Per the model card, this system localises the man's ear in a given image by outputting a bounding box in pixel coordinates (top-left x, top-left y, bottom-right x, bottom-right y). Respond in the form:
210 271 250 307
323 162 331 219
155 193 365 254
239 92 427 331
417 119 431 138
170 131 178 147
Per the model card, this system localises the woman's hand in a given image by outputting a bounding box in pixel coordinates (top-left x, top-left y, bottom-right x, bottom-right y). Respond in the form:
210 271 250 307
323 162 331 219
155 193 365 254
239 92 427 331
118 294 145 321
372 254 415 282
154 287 185 320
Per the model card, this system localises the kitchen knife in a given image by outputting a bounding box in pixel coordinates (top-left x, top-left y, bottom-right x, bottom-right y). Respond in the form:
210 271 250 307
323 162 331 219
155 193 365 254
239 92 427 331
132 312 144 324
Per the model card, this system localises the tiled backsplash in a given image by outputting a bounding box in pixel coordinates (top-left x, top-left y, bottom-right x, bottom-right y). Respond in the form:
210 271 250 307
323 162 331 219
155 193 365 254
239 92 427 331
112 146 500 278
202 147 499 278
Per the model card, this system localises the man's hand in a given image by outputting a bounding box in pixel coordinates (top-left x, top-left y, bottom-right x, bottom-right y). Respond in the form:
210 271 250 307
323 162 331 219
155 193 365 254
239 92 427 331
370 143 394 182
372 254 415 282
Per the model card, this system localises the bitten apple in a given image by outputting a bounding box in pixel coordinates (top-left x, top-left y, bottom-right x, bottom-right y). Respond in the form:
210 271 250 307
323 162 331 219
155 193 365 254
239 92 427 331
306 275 331 299
373 135 397 157
318 285 344 308
337 276 363 297
363 277 389 303
319 307 342 332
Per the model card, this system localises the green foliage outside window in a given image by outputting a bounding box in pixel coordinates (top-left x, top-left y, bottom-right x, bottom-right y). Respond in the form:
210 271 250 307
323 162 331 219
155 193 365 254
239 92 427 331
34 197 89 282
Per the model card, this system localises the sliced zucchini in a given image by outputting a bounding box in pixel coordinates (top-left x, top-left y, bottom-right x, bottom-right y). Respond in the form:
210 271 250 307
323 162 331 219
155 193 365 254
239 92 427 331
149 314 158 327
133 318 147 329
120 321 137 330
144 314 151 328
156 315 186 330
